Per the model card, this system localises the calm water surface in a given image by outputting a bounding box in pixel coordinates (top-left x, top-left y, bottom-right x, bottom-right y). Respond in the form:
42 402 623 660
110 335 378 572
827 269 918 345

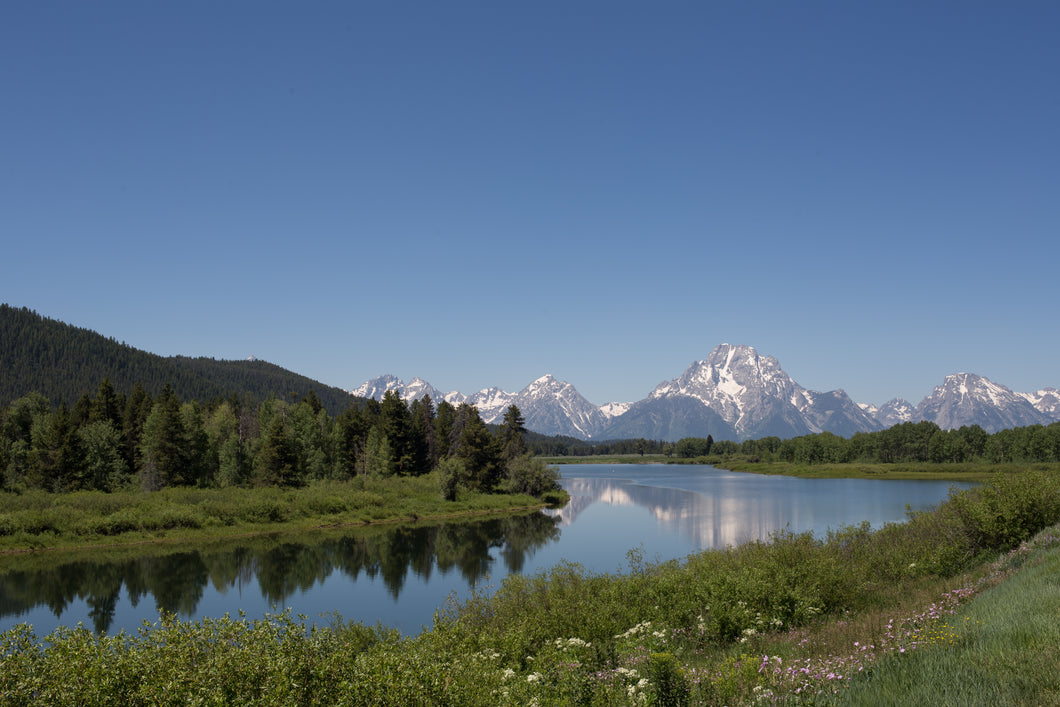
0 464 972 636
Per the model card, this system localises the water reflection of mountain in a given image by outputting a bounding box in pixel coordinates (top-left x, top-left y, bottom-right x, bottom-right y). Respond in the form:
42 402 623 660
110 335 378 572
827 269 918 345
0 512 560 635
551 475 864 552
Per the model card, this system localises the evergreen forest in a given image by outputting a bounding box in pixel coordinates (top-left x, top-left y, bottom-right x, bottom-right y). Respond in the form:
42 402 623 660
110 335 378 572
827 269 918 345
0 304 357 415
0 376 554 499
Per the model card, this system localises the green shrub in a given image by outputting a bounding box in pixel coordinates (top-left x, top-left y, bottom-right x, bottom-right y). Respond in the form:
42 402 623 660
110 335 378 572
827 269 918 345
305 495 348 515
648 652 692 706
83 510 141 536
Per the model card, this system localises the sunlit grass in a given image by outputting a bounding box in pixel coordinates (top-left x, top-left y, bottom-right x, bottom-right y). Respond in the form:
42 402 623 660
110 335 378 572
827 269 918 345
0 475 553 553
834 531 1060 706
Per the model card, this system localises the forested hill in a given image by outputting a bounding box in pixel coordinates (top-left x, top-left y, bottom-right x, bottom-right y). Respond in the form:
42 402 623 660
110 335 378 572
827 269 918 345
0 304 358 414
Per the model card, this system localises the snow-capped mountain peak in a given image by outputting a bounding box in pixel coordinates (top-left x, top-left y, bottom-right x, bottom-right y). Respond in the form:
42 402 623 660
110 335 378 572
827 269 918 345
648 344 801 432
599 401 632 419
350 348 1057 441
914 373 1051 431
1018 387 1060 416
350 374 405 401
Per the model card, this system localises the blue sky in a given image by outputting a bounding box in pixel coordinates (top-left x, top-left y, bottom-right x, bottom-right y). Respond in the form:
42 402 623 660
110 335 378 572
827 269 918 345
3 2 1057 407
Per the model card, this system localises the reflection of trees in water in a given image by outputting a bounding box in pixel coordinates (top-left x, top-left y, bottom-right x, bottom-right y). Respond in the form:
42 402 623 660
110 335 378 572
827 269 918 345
0 512 561 634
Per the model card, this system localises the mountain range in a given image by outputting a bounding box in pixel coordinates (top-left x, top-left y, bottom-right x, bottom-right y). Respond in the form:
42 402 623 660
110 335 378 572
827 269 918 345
352 344 1059 442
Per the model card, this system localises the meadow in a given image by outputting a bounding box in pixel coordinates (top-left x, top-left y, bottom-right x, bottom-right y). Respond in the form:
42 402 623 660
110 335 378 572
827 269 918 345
1 470 1058 704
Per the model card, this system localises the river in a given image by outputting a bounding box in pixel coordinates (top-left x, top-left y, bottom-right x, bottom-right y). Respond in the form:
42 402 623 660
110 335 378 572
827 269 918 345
0 464 972 636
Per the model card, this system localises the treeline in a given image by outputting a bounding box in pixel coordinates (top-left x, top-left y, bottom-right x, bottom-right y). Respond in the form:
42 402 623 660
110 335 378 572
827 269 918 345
527 433 668 457
0 381 558 498
673 419 1060 464
0 304 356 415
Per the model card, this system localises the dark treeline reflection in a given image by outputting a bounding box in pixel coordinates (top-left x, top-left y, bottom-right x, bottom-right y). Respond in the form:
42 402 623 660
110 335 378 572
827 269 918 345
0 512 560 634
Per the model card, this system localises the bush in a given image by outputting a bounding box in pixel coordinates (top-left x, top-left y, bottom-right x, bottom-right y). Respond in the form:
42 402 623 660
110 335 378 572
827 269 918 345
437 458 465 502
948 471 1060 551
505 455 560 498
648 652 692 706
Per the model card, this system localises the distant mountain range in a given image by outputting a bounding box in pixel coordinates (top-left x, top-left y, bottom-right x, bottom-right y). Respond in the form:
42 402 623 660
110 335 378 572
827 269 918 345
6 303 1055 442
353 344 1060 441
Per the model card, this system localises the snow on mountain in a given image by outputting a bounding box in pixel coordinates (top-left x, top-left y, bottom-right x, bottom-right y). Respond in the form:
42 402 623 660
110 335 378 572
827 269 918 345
646 344 797 431
509 374 608 439
350 373 606 437
798 389 884 438
1018 388 1060 417
872 398 917 428
350 374 405 401
464 387 516 423
914 373 1053 432
599 401 632 419
350 375 452 405
629 344 878 440
351 351 1057 441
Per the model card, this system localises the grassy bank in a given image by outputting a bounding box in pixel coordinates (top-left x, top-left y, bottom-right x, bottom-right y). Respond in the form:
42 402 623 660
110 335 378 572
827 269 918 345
830 532 1060 705
704 459 1060 482
1 470 1058 704
0 475 563 554
541 455 1060 482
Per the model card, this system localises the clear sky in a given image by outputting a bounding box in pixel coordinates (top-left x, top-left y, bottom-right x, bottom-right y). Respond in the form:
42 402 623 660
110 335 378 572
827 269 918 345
3 2 1057 407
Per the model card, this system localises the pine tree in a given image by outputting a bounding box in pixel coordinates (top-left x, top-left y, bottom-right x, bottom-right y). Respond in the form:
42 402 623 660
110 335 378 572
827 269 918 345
253 416 303 487
499 404 528 460
138 385 184 491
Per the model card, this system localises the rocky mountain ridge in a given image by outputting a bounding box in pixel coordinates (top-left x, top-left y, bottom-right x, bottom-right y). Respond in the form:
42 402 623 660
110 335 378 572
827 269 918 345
352 345 1058 441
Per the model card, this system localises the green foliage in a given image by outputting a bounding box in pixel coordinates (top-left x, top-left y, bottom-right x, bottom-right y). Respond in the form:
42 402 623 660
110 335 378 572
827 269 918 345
76 420 129 491
535 417 1060 467
449 404 503 492
674 435 713 458
0 476 549 552
499 404 528 460
437 457 465 501
504 454 560 498
647 652 692 706
253 416 304 487
2 369 545 500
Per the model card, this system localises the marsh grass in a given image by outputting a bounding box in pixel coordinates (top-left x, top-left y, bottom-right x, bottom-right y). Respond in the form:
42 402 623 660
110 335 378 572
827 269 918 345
0 475 550 553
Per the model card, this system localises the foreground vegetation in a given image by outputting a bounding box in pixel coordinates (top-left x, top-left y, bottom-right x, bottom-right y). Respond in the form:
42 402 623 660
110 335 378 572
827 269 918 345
2 470 1058 704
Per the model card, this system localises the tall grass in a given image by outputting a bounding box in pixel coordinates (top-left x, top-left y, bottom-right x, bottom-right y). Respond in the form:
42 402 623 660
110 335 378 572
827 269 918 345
0 475 548 552
833 529 1060 706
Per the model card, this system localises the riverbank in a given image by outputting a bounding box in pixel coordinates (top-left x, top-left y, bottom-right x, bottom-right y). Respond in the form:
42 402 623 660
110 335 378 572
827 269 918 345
540 455 1059 482
0 474 564 555
1 470 1057 704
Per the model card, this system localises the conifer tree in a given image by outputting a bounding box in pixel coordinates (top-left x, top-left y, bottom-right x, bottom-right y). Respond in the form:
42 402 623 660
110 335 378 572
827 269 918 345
499 404 528 460
253 415 302 487
138 385 185 491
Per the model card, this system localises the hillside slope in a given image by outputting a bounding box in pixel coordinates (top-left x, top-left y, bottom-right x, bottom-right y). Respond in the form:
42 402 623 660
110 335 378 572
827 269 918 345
0 304 357 414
